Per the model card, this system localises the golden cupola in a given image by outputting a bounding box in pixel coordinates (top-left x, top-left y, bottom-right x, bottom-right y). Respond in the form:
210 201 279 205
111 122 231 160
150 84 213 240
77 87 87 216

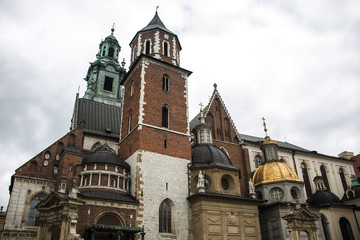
252 118 302 187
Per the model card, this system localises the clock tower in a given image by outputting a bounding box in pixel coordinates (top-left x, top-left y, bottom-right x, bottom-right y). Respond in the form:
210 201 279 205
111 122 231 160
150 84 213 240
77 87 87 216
119 12 192 239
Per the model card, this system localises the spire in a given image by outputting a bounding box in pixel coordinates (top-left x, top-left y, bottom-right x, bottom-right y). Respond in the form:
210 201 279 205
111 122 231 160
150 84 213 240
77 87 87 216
140 12 174 34
111 23 115 36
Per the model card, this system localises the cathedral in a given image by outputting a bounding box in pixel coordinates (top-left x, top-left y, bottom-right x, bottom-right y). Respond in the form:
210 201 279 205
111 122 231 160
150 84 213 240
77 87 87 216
1 12 360 240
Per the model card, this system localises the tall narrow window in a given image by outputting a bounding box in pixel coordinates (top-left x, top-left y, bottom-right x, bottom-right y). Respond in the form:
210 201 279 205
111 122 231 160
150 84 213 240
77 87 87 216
159 200 172 233
162 105 169 128
321 214 330 240
339 168 347 192
255 155 262 168
28 194 45 226
163 42 168 56
102 46 106 56
339 217 355 240
320 165 330 191
128 110 132 134
104 76 114 91
130 80 134 97
162 75 169 91
200 130 204 143
206 130 211 143
108 47 114 57
301 163 312 197
145 40 150 54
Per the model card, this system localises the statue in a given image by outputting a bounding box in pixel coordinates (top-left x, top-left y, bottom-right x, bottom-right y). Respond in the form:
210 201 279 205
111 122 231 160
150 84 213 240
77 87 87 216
197 170 205 193
249 179 256 198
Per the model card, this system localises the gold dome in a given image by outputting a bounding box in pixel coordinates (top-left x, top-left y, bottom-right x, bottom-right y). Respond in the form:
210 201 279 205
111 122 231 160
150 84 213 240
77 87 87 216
252 161 302 186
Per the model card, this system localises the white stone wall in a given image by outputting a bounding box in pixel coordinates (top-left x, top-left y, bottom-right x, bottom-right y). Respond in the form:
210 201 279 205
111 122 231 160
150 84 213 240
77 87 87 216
4 176 53 230
245 144 355 198
83 135 118 154
126 150 190 240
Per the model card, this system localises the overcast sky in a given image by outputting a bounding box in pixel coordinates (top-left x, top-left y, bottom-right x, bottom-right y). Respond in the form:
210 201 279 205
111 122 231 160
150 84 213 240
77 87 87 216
0 0 359 209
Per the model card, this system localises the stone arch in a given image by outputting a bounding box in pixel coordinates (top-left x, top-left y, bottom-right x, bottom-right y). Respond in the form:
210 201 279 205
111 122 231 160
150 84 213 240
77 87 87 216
95 212 124 226
25 192 47 226
339 217 355 240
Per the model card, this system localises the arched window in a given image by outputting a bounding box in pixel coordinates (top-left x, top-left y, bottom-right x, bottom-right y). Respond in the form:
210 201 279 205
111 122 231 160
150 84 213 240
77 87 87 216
320 165 330 191
162 105 169 128
339 168 347 192
102 46 106 56
162 75 169 91
28 194 46 226
163 42 168 57
339 217 355 240
159 200 172 233
128 110 132 134
145 40 150 54
255 155 262 168
108 47 114 57
301 163 312 198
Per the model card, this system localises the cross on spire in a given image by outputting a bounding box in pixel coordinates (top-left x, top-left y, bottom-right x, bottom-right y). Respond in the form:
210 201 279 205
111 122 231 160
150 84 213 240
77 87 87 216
262 117 268 137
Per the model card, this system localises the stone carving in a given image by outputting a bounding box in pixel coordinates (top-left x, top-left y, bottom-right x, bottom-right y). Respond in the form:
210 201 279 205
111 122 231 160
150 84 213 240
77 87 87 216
249 179 256 198
228 212 237 224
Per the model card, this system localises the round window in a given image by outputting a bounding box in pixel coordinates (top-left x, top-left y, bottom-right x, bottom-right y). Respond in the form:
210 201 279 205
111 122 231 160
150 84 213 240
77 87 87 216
291 187 299 199
270 188 284 201
221 177 229 190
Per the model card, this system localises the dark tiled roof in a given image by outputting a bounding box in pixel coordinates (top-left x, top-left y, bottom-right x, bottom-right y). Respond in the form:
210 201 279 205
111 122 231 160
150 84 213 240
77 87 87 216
191 144 239 171
140 12 175 35
307 190 342 206
77 98 121 138
83 144 129 169
239 133 309 152
79 191 138 203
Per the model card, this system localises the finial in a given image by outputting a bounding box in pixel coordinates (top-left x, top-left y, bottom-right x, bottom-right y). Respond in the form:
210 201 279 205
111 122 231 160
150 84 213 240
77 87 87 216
156 6 159 13
111 23 115 35
121 58 126 68
262 117 268 137
199 102 204 119
213 83 217 89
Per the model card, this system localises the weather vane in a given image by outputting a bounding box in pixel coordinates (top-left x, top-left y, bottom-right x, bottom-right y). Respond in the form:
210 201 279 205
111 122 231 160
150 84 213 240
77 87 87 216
156 6 159 13
262 117 268 137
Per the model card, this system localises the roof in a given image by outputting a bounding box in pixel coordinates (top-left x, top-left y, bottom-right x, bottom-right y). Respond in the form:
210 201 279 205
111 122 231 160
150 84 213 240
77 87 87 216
307 190 342 206
252 161 302 186
83 144 129 169
77 98 121 138
191 144 239 171
79 190 138 203
140 12 175 35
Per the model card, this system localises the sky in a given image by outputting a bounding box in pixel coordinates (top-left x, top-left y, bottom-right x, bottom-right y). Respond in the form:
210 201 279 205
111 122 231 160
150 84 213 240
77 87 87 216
0 0 359 209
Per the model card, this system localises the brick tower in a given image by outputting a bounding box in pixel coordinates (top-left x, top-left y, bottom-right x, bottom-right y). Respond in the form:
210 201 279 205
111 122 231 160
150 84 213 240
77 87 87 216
118 12 192 239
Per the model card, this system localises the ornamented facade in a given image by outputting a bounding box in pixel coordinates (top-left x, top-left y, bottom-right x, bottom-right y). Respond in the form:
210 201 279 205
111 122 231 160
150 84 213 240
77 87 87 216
1 11 359 240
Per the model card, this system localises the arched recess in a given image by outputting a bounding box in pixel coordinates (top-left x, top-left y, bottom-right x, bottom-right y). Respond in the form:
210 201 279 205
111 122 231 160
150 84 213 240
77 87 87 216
320 165 330 191
224 117 231 142
159 198 175 233
27 193 46 226
301 163 312 198
339 217 355 240
96 212 124 226
219 147 229 158
69 134 76 145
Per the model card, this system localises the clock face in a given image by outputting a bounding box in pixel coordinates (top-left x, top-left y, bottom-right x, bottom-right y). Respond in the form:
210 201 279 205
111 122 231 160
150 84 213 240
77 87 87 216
44 160 49 167
44 152 50 160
